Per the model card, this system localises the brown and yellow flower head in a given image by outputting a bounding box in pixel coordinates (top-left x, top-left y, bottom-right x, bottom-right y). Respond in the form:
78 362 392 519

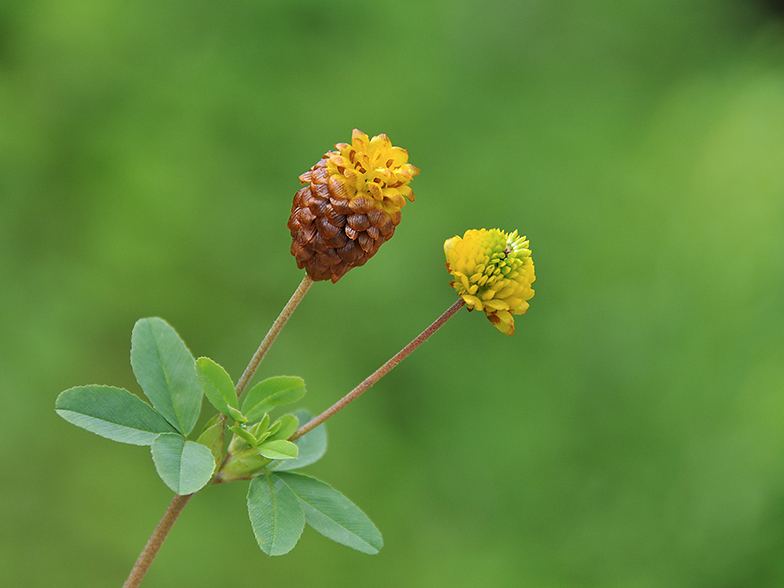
288 129 419 283
444 229 535 335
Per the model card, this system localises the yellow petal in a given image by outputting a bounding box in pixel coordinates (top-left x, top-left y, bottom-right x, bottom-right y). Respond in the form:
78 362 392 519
387 146 409 167
369 133 392 153
484 299 509 311
351 129 369 150
462 294 484 310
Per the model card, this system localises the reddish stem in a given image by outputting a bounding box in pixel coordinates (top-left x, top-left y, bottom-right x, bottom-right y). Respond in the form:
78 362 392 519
122 494 193 588
291 298 465 441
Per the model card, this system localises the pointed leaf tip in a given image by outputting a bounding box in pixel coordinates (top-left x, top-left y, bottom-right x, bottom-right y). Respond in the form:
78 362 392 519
278 472 382 554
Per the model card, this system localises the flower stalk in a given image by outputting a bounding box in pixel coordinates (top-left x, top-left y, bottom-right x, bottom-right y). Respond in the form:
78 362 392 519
235 274 313 398
291 298 465 441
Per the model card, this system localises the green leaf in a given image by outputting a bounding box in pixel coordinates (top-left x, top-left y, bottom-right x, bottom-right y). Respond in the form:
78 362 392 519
278 472 382 554
227 406 245 422
258 440 299 461
196 414 226 467
262 418 282 438
251 413 271 436
245 414 271 444
229 425 258 446
151 433 216 494
254 429 273 445
131 318 203 435
247 473 305 556
266 414 299 442
196 357 242 420
242 376 305 423
272 409 327 472
55 385 177 445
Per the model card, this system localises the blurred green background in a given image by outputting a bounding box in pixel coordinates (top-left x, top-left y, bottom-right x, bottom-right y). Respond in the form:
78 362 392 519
2 1 784 586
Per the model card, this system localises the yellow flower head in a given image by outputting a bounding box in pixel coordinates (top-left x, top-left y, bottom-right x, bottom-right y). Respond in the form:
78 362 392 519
444 229 535 335
324 129 419 218
288 130 419 283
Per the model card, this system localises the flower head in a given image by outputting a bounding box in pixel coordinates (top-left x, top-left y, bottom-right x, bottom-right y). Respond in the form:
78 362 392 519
444 229 535 335
288 129 419 283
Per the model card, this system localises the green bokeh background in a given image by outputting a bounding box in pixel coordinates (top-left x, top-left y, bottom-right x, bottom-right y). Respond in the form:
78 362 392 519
3 1 784 586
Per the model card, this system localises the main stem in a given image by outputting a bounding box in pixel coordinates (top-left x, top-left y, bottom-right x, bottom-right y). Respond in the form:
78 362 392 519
291 298 465 441
122 494 193 588
122 274 313 588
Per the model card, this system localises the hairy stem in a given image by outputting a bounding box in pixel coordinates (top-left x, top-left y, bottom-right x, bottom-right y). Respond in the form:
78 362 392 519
235 274 313 398
122 494 193 588
291 298 465 441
